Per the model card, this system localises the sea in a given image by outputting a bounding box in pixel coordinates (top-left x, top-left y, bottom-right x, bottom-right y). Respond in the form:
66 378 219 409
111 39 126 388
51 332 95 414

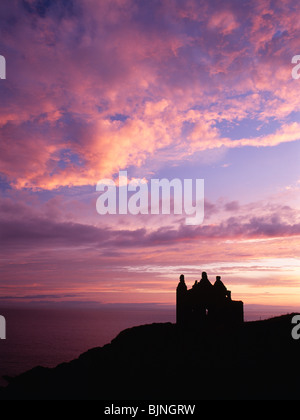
0 305 297 387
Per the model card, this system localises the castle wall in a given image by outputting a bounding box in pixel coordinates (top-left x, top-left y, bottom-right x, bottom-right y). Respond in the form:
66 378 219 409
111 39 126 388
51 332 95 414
176 275 244 327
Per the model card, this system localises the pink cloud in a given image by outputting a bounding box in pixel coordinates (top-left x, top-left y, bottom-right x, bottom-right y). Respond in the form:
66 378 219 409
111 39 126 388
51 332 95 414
208 10 240 35
0 0 299 190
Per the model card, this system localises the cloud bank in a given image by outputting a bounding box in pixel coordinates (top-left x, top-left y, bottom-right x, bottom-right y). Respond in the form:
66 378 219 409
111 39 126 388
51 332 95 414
1 0 300 189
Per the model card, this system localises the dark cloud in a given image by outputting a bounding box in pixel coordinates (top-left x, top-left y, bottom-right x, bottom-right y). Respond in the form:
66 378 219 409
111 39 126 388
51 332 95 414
224 201 240 212
0 210 299 252
22 0 77 20
0 293 78 300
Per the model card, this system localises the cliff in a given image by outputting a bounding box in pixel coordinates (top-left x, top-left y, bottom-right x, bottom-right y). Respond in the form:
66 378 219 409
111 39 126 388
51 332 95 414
0 314 299 400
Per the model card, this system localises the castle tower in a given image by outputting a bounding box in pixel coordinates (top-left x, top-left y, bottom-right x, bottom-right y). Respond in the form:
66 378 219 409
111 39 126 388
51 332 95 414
176 275 187 326
214 276 230 301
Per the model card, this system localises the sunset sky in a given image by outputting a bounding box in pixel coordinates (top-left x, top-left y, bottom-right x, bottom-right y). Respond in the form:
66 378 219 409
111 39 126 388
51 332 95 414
0 0 300 310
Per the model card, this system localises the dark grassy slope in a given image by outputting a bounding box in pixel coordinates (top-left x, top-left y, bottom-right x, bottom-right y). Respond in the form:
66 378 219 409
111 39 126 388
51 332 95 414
1 314 299 400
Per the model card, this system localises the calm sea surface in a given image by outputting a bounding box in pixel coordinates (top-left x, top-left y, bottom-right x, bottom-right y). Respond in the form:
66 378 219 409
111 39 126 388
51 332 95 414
0 307 176 386
0 305 295 386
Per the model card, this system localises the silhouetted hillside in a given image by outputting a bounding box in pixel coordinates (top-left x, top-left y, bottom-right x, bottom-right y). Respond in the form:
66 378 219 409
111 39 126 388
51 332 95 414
0 314 299 400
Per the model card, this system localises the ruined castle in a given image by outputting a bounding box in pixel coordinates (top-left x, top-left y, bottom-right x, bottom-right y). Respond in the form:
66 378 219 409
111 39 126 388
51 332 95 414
177 272 244 326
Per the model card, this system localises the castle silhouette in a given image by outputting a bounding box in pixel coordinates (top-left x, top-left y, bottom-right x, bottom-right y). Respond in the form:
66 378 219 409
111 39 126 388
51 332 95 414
177 272 244 326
